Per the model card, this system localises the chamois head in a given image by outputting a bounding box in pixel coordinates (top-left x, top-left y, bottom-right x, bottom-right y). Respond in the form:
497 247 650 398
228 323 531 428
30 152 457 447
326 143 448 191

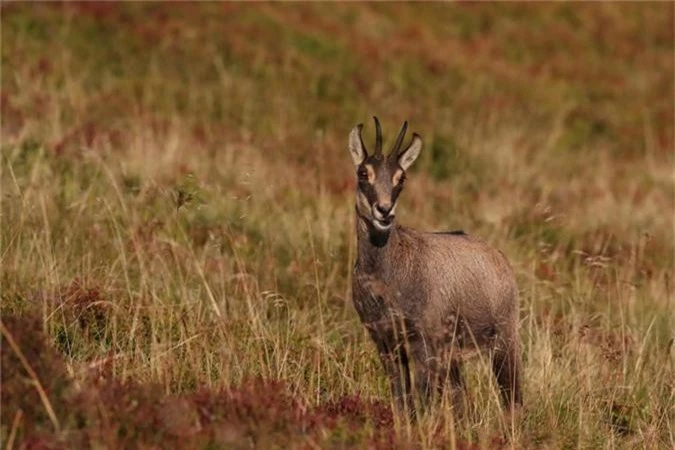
348 117 423 232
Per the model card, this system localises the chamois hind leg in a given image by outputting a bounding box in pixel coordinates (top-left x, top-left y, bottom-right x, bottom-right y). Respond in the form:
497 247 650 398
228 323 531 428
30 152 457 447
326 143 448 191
491 342 522 410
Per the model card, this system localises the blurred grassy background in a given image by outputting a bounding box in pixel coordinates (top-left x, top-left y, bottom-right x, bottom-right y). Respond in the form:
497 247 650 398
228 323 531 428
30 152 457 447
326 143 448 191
1 3 673 448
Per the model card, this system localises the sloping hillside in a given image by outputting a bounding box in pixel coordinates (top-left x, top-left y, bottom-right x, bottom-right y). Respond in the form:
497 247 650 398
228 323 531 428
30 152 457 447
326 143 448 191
2 4 673 448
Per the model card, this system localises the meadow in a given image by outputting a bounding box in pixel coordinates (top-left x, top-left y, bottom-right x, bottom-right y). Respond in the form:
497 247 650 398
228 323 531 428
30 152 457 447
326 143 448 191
1 3 673 449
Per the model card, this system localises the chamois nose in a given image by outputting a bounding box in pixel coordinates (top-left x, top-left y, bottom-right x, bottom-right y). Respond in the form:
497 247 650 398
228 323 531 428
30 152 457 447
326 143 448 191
375 203 393 217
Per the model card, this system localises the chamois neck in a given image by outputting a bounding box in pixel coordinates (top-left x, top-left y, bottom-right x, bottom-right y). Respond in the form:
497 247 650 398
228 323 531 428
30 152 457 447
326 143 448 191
355 210 398 274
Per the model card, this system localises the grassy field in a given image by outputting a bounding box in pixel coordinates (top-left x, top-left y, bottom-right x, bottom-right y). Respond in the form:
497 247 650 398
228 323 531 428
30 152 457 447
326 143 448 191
1 3 673 449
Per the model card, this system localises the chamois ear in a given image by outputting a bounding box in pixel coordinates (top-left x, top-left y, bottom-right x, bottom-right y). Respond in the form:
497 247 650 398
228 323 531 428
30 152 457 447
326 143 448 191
398 133 422 171
349 124 367 166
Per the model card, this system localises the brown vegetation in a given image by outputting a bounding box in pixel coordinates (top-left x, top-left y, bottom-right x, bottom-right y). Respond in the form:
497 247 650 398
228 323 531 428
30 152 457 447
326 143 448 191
1 3 673 449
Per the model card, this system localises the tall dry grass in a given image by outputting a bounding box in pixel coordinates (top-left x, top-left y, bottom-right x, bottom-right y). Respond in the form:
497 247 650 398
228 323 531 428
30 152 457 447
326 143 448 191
1 3 673 448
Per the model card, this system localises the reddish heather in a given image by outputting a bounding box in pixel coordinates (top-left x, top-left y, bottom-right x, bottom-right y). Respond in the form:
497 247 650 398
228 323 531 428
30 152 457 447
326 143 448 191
3 314 483 449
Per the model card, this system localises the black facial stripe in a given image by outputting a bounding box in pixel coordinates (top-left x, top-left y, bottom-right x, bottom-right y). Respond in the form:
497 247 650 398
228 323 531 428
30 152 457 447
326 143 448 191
359 180 378 204
391 184 404 203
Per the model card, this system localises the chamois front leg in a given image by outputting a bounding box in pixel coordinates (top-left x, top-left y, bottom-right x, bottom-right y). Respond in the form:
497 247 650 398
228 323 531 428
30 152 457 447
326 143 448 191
445 360 466 416
372 335 413 416
409 339 436 410
411 341 466 416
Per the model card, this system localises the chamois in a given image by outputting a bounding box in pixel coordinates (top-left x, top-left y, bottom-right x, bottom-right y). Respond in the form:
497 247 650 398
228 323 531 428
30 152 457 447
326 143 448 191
348 117 522 415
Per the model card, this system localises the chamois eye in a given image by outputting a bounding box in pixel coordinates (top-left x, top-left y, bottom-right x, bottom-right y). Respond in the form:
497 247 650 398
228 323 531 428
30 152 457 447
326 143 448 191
393 170 406 186
358 168 368 181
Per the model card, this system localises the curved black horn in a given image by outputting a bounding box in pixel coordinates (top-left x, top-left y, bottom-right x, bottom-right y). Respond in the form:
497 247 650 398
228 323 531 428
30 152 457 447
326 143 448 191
389 121 408 157
373 116 383 155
